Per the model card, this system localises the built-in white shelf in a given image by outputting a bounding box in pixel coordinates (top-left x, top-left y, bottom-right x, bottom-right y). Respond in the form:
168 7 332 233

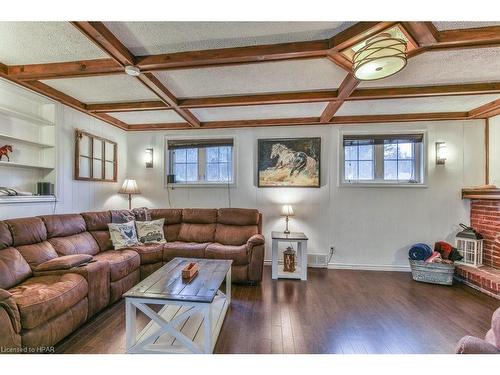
0 105 54 127
0 133 55 148
0 161 54 170
0 195 56 204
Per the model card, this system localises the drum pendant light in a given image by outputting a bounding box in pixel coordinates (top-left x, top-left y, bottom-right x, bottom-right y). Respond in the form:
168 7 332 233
353 33 407 81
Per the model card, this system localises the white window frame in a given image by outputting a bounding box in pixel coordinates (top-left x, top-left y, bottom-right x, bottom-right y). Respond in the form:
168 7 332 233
164 136 237 188
338 130 427 188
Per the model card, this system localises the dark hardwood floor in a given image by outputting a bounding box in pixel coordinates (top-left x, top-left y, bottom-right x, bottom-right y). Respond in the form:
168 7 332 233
55 266 499 354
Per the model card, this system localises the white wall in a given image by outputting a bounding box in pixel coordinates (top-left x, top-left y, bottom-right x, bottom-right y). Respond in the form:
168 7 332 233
489 115 500 186
0 104 128 219
127 120 485 270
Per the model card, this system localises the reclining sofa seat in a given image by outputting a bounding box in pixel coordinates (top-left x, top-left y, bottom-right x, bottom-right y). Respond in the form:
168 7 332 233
0 218 88 349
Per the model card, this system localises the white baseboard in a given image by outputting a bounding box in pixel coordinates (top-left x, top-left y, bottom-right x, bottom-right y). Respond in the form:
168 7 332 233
265 260 411 272
328 263 411 272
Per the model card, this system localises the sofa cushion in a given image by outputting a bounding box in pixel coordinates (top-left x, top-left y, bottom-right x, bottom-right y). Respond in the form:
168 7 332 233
93 250 140 282
32 254 93 272
81 211 111 231
5 217 47 246
108 221 139 250
215 224 258 246
136 219 166 245
0 221 13 250
205 243 249 266
48 232 100 256
163 242 209 261
149 209 182 241
16 241 59 268
182 209 217 224
217 208 260 226
178 223 216 243
9 273 88 330
0 247 32 290
125 243 163 265
40 214 86 238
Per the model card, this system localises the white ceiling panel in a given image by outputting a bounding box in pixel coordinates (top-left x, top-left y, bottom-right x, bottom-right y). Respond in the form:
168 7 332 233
0 22 108 65
359 48 500 88
191 102 328 122
41 75 159 104
433 22 500 31
155 59 347 97
104 21 353 55
109 110 184 124
337 94 500 116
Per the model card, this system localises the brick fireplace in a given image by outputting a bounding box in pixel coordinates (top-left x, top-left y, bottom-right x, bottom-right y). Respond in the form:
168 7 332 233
455 199 500 299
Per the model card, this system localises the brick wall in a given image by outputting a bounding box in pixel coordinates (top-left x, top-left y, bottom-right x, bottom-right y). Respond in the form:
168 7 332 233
470 200 500 269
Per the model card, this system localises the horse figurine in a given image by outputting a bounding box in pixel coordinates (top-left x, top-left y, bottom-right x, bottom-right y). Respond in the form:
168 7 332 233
0 145 13 162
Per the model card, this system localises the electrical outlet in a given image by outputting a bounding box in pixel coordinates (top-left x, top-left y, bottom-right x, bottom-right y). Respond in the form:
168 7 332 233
329 246 335 254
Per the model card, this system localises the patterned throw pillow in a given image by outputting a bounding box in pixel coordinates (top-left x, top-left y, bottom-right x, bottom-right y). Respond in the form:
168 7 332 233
108 221 140 249
135 218 166 244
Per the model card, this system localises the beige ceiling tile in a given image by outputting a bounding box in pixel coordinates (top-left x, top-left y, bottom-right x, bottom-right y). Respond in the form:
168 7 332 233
154 59 347 97
109 110 184 124
0 22 108 65
192 102 328 122
104 21 353 55
433 21 500 31
337 94 500 116
41 75 160 104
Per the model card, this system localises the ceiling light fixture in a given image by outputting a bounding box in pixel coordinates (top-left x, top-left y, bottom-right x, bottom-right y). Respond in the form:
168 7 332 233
124 65 141 76
353 33 407 81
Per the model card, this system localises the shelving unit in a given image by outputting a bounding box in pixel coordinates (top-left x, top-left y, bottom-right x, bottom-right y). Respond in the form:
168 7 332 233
0 78 57 203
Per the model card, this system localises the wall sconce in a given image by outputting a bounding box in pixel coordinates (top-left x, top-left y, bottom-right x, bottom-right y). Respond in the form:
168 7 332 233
145 148 153 168
436 142 447 165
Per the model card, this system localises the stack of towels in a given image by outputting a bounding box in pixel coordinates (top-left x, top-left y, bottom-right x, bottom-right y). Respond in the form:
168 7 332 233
409 241 463 263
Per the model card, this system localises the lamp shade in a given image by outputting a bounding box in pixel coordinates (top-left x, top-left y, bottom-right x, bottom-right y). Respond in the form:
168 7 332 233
119 179 140 194
281 204 294 217
353 33 407 81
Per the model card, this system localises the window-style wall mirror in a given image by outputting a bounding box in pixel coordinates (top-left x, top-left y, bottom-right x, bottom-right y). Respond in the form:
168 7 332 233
75 129 117 182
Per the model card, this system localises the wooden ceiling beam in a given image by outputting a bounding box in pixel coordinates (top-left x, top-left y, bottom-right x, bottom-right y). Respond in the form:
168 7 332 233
320 74 359 123
468 99 500 119
178 90 339 108
0 62 7 75
328 22 397 51
87 101 169 113
135 40 330 71
349 82 500 100
70 22 135 66
8 59 123 81
331 112 470 124
401 22 439 47
434 26 500 49
137 73 200 127
128 123 192 131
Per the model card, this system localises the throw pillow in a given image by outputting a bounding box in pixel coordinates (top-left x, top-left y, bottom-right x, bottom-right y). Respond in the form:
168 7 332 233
135 218 166 244
108 221 140 249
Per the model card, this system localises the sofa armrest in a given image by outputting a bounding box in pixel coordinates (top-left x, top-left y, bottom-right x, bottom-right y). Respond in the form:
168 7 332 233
456 335 500 354
32 254 94 272
0 288 21 334
247 234 265 247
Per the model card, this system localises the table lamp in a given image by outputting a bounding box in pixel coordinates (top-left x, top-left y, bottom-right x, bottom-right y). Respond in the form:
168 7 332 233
119 179 140 210
281 204 294 234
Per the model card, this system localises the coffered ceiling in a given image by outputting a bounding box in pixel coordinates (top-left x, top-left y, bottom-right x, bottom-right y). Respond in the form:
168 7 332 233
0 21 499 131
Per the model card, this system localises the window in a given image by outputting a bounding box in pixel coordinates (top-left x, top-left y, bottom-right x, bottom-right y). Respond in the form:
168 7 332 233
75 130 117 182
167 139 234 184
342 133 424 185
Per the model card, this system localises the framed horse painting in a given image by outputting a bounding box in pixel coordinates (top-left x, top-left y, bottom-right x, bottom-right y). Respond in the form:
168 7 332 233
257 137 321 187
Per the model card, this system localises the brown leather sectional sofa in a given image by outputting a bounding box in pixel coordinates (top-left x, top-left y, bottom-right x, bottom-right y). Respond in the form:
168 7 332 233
0 208 264 351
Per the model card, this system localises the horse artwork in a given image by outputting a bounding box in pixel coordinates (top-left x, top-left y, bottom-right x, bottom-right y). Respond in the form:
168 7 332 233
258 138 320 187
0 145 13 162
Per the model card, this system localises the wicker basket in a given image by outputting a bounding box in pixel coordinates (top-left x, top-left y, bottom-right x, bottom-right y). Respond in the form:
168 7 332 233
409 259 455 286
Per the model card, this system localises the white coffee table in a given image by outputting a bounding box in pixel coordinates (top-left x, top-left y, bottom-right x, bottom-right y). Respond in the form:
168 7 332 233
123 257 232 354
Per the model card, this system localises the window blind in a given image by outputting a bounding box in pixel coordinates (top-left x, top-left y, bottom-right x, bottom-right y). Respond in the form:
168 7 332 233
343 133 423 146
167 138 234 150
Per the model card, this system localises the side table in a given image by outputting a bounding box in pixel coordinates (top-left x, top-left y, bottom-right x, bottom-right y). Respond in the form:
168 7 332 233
271 231 308 280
